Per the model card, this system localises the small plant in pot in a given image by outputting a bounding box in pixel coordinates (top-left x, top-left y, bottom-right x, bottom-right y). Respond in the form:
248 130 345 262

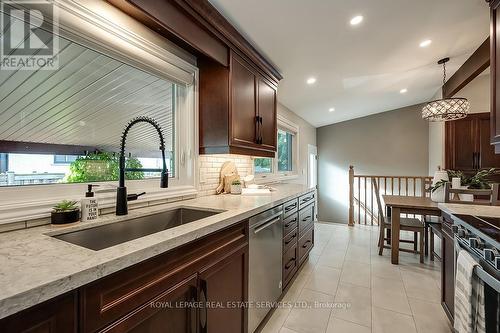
230 180 242 194
51 200 80 225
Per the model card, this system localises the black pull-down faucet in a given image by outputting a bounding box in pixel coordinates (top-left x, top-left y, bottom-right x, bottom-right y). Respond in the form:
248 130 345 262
116 116 169 215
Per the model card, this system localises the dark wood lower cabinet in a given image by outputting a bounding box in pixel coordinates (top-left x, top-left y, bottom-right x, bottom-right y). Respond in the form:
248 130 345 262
441 214 455 323
0 193 316 333
199 247 247 333
0 221 248 333
0 291 77 333
282 197 315 289
102 275 198 333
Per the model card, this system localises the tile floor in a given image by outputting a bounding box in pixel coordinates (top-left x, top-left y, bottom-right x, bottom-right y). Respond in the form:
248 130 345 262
261 222 453 333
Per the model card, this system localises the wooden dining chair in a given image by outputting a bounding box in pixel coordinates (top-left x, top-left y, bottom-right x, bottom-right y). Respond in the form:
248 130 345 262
421 178 441 261
444 182 499 205
372 179 425 263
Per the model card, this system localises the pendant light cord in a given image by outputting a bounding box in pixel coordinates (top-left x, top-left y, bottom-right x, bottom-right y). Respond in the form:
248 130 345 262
442 61 446 85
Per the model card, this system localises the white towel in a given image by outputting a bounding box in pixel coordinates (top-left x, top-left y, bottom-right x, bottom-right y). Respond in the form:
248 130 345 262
454 248 486 333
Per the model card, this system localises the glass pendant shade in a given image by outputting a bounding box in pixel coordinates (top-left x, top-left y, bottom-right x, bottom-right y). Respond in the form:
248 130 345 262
422 57 470 121
421 97 470 121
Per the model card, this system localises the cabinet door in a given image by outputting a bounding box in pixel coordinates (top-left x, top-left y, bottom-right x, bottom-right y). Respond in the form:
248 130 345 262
491 1 500 148
445 116 476 170
199 247 247 333
0 292 77 333
102 275 198 333
231 53 257 148
478 114 500 168
257 77 277 151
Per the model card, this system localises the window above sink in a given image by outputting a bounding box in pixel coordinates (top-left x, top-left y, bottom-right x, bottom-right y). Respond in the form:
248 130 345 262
0 1 199 221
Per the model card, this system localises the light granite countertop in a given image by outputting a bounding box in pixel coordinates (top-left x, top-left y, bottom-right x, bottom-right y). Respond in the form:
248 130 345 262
438 203 500 218
0 183 315 319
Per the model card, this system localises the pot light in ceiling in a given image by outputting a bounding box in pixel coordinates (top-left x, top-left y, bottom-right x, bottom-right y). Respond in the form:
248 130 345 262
350 15 363 26
419 39 432 48
400 88 408 94
306 77 317 85
422 57 470 121
329 107 335 112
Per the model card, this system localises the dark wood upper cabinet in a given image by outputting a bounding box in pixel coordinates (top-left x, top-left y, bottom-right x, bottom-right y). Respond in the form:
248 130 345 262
230 54 259 149
108 0 281 158
491 1 500 150
199 52 277 157
258 77 278 151
445 113 500 170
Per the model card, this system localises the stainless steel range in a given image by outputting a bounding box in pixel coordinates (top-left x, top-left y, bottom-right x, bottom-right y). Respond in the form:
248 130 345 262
451 214 500 333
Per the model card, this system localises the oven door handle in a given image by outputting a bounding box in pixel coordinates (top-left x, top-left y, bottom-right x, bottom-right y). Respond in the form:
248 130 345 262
456 239 500 293
474 266 500 293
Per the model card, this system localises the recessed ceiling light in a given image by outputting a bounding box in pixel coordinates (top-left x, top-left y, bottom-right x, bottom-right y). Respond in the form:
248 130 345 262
400 88 408 94
329 107 335 112
306 77 317 85
350 15 363 26
419 39 432 48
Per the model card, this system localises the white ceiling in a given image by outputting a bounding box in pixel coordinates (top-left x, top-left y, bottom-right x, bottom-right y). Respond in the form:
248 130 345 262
0 26 174 156
209 0 490 127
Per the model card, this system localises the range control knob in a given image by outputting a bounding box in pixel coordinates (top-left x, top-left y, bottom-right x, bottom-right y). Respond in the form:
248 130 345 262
458 228 467 238
469 238 484 249
484 249 495 261
452 225 459 234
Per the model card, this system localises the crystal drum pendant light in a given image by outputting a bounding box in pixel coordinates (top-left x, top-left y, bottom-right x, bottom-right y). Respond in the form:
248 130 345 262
422 57 470 121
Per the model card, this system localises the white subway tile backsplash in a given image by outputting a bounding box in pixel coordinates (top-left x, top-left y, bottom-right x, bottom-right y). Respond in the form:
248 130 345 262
197 154 254 197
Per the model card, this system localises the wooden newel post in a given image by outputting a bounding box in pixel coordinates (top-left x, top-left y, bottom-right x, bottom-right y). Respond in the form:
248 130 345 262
348 165 354 226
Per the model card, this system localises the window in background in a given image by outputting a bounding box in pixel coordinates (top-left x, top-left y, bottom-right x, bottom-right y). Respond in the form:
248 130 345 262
254 158 273 174
53 155 79 164
277 129 293 172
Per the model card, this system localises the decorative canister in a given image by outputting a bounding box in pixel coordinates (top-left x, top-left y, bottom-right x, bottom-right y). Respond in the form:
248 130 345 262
430 170 449 203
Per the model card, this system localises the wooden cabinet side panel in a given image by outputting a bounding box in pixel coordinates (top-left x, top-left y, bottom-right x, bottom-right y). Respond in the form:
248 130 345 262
441 216 455 323
492 2 500 145
199 55 230 151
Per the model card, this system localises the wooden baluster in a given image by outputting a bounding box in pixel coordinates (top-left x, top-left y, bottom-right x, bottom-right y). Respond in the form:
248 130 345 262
348 166 354 226
371 178 374 225
364 177 367 225
358 176 361 224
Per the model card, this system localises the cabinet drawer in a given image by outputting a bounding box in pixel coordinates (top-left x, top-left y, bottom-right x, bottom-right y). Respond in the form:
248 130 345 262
80 222 247 333
298 192 315 210
298 226 314 265
283 227 298 253
283 212 298 236
283 244 297 288
298 204 314 236
283 198 298 217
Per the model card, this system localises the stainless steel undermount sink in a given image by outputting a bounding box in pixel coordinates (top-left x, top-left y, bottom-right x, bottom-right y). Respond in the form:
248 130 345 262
52 208 222 251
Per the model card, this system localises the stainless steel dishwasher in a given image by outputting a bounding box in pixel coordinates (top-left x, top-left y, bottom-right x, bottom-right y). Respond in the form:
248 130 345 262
248 205 283 333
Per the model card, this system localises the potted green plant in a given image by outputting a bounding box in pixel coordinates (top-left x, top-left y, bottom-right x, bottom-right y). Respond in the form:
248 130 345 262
430 168 497 193
230 179 242 194
51 200 80 225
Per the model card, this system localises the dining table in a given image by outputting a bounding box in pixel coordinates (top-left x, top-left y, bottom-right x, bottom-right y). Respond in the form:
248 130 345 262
382 195 442 264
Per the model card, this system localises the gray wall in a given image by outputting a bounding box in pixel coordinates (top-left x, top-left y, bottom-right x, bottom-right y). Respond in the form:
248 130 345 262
317 104 429 223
